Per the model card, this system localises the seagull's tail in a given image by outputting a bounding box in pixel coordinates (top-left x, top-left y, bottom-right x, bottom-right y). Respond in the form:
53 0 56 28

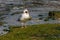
17 18 20 21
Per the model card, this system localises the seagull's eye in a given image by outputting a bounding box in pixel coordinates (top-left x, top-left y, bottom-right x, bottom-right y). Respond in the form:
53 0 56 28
25 11 28 13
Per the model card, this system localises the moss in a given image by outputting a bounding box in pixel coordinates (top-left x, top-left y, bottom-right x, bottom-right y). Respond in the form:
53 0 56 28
48 11 60 19
0 24 60 40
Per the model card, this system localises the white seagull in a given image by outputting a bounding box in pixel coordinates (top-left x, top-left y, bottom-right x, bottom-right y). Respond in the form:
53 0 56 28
18 9 31 28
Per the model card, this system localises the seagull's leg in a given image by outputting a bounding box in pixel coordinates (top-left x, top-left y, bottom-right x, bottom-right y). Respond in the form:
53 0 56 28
24 22 27 28
21 22 24 28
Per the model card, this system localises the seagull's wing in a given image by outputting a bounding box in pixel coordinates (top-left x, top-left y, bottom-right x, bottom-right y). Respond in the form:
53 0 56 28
17 14 22 21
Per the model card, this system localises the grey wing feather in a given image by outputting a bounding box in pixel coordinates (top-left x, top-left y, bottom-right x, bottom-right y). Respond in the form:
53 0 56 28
17 14 22 21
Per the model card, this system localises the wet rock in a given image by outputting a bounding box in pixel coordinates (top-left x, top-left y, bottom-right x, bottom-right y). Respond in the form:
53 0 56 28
3 29 10 32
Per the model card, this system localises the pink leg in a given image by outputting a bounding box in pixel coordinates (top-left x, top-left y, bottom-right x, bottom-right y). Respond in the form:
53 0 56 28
21 22 24 28
24 22 27 28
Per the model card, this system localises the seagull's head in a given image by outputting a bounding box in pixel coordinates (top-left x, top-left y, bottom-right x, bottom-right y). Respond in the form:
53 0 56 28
23 9 29 14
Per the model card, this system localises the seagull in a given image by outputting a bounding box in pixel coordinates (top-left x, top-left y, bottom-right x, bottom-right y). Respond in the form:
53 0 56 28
17 9 31 28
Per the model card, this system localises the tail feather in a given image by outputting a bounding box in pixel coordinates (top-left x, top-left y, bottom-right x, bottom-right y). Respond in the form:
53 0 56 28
17 18 20 21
